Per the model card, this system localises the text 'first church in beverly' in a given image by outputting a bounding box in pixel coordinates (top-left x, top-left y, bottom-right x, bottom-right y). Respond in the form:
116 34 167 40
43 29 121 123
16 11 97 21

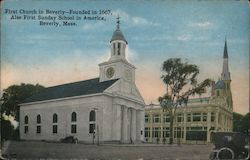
19 19 145 143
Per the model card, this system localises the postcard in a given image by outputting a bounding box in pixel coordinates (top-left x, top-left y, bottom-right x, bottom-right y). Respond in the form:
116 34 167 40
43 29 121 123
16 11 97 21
1 0 249 159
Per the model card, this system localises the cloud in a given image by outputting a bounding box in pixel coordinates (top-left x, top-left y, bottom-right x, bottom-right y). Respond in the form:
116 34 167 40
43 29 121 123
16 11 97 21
112 9 159 27
126 46 139 62
82 21 107 31
15 34 72 44
132 17 159 26
189 21 213 28
177 34 192 41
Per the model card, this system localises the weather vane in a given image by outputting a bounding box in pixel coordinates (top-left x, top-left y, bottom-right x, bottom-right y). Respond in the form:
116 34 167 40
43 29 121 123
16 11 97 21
117 15 120 29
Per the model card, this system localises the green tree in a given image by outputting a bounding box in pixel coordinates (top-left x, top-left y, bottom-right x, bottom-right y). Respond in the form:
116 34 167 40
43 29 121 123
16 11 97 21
158 58 211 144
1 118 14 141
233 112 244 132
233 112 250 133
1 83 44 121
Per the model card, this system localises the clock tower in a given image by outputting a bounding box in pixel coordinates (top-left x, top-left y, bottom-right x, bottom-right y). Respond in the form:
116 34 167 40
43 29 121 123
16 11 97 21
99 17 135 86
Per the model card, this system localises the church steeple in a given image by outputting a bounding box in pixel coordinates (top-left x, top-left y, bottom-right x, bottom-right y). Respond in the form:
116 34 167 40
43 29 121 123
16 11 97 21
110 16 127 61
221 38 231 81
99 17 135 83
223 38 228 58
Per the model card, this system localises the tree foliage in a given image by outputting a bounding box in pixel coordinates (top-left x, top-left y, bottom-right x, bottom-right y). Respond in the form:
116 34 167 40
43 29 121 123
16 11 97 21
233 112 250 133
1 83 45 121
158 58 211 144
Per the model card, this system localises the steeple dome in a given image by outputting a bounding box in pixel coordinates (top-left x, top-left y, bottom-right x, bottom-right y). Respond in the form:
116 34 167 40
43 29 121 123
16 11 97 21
110 16 127 44
110 29 128 44
109 16 128 61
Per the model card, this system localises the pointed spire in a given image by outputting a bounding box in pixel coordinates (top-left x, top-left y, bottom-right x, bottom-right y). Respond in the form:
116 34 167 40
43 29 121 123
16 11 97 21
116 15 120 29
223 37 228 58
221 38 231 81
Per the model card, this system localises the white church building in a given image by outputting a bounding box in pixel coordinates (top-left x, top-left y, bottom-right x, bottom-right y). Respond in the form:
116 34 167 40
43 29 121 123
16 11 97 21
19 19 145 143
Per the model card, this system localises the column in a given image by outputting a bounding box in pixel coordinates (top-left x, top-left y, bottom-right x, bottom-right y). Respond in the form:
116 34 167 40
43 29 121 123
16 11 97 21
215 111 219 131
136 109 140 141
160 112 163 143
207 112 211 143
112 104 122 141
131 109 136 141
183 112 187 143
136 110 144 142
127 108 131 142
122 106 128 143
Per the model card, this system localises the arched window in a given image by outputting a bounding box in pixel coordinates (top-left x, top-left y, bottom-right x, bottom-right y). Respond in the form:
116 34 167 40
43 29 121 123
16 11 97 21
52 113 58 134
89 110 96 122
36 115 41 134
117 43 121 55
53 114 57 123
37 115 41 124
71 112 77 134
89 110 96 133
24 115 29 134
71 112 77 122
24 116 28 124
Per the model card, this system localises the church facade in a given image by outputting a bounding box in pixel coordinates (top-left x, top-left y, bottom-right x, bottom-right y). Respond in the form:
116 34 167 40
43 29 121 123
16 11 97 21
19 20 145 143
144 40 233 144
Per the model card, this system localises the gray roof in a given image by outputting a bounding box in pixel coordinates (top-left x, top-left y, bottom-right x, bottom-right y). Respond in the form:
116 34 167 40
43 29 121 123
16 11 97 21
22 78 119 104
214 80 225 89
110 29 127 44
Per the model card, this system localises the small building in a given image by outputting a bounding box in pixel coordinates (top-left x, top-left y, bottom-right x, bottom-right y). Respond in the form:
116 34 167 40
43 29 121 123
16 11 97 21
19 19 145 143
144 40 233 144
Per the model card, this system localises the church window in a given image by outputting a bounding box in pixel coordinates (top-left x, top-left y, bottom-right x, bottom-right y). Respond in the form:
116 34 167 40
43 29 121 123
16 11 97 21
153 114 160 123
37 115 41 124
89 124 95 134
52 113 58 134
71 124 77 134
36 125 41 134
24 115 28 124
53 114 58 123
53 125 57 134
117 43 120 55
71 112 77 134
71 112 77 122
36 115 41 134
24 126 28 134
89 110 96 121
24 115 29 134
89 110 96 134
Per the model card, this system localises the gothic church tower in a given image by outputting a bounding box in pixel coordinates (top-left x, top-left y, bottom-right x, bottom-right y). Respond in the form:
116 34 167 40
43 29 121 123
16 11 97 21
214 39 233 110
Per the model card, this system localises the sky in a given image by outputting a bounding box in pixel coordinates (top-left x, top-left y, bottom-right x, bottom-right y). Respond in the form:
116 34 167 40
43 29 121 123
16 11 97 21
1 0 249 114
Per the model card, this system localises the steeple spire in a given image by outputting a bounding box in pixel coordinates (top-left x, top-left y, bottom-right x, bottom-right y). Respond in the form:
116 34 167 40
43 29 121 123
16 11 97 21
224 37 228 58
221 38 231 81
